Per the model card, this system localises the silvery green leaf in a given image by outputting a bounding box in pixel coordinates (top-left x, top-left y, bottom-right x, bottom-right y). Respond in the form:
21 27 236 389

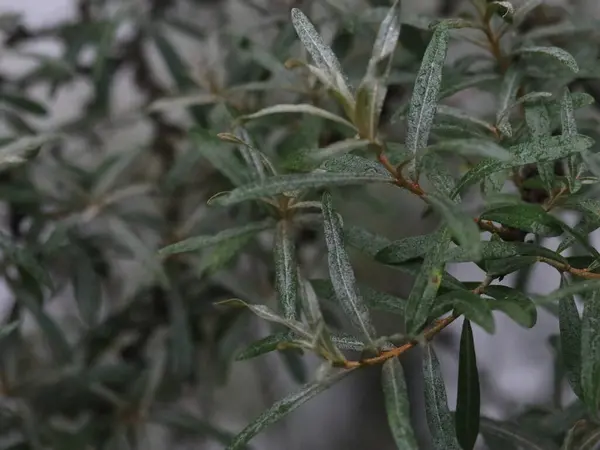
495 66 521 137
535 280 600 305
558 275 583 399
0 134 59 173
423 344 462 450
561 88 581 193
425 137 510 160
405 24 449 160
497 92 552 137
225 368 353 450
486 1 514 23
513 0 543 26
217 299 312 340
322 192 376 344
453 134 594 194
239 104 357 131
290 8 353 106
426 193 481 258
433 106 499 138
515 46 579 73
344 224 393 258
158 220 274 256
230 126 277 181
275 220 299 320
581 290 600 412
368 0 401 73
376 234 432 264
285 139 370 171
405 227 451 335
211 172 393 206
524 101 553 192
382 358 419 450
319 154 390 177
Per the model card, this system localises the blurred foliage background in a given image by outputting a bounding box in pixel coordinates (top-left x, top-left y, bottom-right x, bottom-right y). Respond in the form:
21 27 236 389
0 0 599 449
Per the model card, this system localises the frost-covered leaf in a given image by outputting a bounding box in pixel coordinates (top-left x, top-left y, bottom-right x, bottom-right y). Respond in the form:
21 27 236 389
515 46 579 73
581 290 600 412
275 220 299 320
558 276 583 399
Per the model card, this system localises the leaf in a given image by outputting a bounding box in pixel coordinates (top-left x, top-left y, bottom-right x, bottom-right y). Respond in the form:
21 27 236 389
486 1 515 23
382 358 419 450
322 192 375 344
480 204 563 237
376 234 432 264
426 193 481 258
497 92 552 137
561 88 581 193
274 220 299 320
558 276 583 399
525 101 553 192
227 126 277 181
344 224 393 258
536 281 600 305
423 344 462 450
150 409 235 446
218 299 312 340
581 290 600 412
433 290 495 333
236 331 294 361
433 107 500 139
481 418 560 450
445 240 566 265
190 127 247 186
158 220 274 256
168 288 194 379
71 250 102 327
495 66 521 138
238 104 356 131
0 92 47 116
290 8 353 107
405 24 449 160
484 285 537 329
515 46 579 73
454 134 594 194
456 320 480 450
285 139 370 171
405 227 451 335
225 369 353 450
212 172 393 206
0 320 19 341
425 138 510 160
319 154 390 177
0 134 59 173
197 232 255 275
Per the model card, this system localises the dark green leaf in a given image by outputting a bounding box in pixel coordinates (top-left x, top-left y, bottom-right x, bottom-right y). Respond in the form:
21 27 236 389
405 227 451 335
225 369 353 450
485 285 537 329
581 290 600 412
0 92 47 116
558 276 583 399
480 204 563 237
376 235 432 264
168 288 194 379
159 220 273 256
71 251 102 327
423 344 461 450
236 332 294 361
433 290 494 333
456 320 480 450
382 358 419 450
322 192 375 344
481 418 559 450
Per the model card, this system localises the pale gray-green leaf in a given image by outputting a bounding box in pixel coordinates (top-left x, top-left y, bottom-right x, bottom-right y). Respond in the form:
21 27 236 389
239 104 356 131
275 220 299 320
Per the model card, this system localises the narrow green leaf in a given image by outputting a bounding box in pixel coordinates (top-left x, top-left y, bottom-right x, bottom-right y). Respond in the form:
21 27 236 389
495 66 521 137
515 46 579 73
236 331 294 361
290 8 353 106
484 285 537 329
0 92 47 116
238 104 356 131
212 172 393 206
168 288 194 379
425 138 510 160
536 280 600 305
159 220 273 256
322 192 375 344
320 154 390 177
376 234 432 264
426 193 481 257
482 418 559 449
72 250 102 327
445 240 566 265
0 134 59 173
225 369 354 450
406 24 449 159
382 358 419 450
275 220 299 320
218 299 311 340
405 227 451 335
150 409 235 446
480 204 563 237
197 232 255 275
581 290 600 412
433 107 500 139
344 224 393 258
228 126 277 181
486 1 514 23
561 88 581 193
456 320 480 450
433 290 495 333
454 134 594 194
558 276 583 399
285 139 370 171
513 0 543 25
423 344 462 450
497 92 552 137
